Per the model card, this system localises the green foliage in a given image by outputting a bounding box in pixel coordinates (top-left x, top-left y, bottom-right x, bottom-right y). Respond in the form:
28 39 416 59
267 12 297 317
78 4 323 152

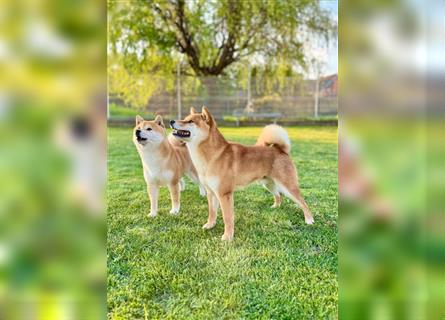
108 1 336 111
221 114 338 123
108 0 335 77
108 126 338 318
222 115 248 122
108 53 175 110
109 103 154 118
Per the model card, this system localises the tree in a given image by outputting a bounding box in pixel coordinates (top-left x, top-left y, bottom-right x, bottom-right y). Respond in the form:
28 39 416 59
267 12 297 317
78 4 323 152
108 52 175 109
108 0 335 77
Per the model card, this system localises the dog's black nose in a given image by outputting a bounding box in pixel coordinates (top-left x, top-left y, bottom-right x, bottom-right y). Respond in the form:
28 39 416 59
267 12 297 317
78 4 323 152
135 129 141 138
170 120 175 126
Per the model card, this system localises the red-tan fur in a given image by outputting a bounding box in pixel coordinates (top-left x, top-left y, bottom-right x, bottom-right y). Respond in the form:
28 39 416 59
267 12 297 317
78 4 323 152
171 107 314 241
133 115 204 217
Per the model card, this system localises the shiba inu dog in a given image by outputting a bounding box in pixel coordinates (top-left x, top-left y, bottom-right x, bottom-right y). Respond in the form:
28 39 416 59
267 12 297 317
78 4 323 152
133 115 205 217
170 107 314 241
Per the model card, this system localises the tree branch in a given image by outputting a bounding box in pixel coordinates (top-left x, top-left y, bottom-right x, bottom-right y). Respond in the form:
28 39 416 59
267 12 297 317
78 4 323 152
173 0 202 74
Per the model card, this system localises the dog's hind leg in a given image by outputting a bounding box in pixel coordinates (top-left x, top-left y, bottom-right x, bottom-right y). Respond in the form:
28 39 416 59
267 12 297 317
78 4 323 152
217 192 235 241
262 179 282 208
198 183 206 197
187 171 206 197
179 178 186 192
168 183 181 215
273 170 314 224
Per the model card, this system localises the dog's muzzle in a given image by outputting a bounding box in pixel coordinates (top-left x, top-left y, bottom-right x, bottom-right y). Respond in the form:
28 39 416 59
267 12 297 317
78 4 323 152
135 129 146 141
172 129 191 138
170 120 191 138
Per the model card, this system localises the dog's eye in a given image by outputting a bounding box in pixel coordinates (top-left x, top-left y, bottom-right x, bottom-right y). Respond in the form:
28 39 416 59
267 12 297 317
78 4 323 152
188 120 193 124
146 128 152 131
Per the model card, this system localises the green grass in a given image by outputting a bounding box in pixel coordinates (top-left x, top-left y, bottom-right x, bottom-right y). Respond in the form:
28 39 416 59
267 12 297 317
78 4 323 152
107 126 338 319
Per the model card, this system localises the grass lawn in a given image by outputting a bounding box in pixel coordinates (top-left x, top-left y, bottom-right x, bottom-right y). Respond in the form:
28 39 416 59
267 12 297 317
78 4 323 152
107 126 338 319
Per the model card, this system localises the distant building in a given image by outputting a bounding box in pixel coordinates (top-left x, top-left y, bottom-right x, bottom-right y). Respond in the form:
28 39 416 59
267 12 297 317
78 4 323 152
319 74 338 97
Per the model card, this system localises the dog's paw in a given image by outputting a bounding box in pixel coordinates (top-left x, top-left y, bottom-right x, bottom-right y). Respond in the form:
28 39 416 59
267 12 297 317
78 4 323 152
169 208 180 215
271 203 280 208
305 217 314 225
221 233 234 241
202 221 216 230
199 188 206 197
148 212 157 218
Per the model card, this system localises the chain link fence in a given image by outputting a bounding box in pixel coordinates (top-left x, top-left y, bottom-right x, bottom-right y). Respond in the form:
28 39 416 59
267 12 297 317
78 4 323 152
109 73 337 121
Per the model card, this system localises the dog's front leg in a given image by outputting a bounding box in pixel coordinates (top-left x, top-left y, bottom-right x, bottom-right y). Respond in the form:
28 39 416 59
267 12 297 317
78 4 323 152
202 188 219 230
168 182 180 215
218 192 234 241
147 183 159 217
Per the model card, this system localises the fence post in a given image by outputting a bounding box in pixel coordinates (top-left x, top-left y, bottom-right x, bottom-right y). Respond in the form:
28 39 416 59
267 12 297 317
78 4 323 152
314 75 319 118
247 63 251 110
177 60 181 119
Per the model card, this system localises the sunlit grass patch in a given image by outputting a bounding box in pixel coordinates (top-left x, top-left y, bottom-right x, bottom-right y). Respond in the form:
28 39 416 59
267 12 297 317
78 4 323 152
107 126 338 319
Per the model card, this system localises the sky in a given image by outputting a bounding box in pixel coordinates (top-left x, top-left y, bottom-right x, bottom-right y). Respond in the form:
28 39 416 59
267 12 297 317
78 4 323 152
320 0 338 76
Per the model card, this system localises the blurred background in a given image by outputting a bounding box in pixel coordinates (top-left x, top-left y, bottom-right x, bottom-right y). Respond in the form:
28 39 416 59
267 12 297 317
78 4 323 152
340 0 445 319
1 0 444 318
0 0 106 319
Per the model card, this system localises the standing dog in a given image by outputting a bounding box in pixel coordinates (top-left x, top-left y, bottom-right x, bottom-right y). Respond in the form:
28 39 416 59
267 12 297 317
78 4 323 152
170 107 314 241
133 115 205 217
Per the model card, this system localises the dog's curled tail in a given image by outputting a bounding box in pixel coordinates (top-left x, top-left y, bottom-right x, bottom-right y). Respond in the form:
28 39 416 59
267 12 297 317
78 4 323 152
256 124 291 154
168 133 186 147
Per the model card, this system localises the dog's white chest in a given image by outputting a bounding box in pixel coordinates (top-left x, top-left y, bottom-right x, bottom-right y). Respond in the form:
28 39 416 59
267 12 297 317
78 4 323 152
187 145 207 175
144 166 173 184
190 155 206 174
186 143 220 192
204 176 220 193
158 169 174 183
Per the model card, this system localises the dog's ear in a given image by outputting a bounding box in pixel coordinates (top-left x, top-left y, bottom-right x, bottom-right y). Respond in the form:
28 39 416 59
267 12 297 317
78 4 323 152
154 115 164 127
190 106 198 114
136 115 144 126
201 106 213 125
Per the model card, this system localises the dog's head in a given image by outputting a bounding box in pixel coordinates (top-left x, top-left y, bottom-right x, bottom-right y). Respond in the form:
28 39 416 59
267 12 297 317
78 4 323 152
133 115 166 147
170 106 214 143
